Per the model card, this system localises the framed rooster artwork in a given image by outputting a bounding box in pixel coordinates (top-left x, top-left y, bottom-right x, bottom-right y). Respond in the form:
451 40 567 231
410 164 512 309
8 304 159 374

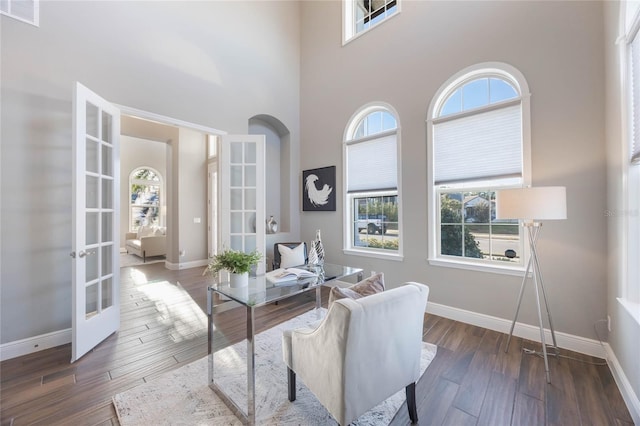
302 166 336 211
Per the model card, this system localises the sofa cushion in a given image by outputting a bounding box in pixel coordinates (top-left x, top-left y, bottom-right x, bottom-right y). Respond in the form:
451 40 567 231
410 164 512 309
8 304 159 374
328 272 385 308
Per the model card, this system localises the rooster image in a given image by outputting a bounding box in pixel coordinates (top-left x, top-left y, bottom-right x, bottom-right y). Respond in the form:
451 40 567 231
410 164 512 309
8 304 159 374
305 174 333 207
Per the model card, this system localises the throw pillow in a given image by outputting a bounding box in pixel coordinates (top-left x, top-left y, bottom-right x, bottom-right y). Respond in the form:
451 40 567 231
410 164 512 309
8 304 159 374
278 243 306 269
328 272 385 308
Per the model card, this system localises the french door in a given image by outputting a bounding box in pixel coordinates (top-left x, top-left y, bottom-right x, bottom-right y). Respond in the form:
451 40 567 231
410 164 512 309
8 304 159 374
219 135 266 275
71 82 120 362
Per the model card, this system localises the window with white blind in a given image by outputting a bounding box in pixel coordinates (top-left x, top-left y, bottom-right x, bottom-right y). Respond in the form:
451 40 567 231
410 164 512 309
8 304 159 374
1 0 39 26
344 105 402 258
427 64 531 272
624 12 640 308
343 0 399 44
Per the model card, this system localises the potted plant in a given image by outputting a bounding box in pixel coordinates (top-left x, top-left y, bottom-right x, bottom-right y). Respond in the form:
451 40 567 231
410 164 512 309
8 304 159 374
204 249 262 287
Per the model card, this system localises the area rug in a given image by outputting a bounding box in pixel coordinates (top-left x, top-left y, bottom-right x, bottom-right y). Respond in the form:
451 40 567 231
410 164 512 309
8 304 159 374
113 309 437 425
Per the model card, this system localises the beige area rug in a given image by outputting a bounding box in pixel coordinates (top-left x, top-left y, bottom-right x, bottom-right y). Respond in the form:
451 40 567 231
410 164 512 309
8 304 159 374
113 309 437 425
120 252 165 268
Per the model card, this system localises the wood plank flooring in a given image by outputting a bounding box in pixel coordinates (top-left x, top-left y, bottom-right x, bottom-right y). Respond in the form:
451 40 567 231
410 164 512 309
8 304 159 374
0 263 634 425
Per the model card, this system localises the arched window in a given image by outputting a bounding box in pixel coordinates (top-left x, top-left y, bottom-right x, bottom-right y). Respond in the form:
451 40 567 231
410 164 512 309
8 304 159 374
344 103 402 258
427 63 531 271
129 167 162 231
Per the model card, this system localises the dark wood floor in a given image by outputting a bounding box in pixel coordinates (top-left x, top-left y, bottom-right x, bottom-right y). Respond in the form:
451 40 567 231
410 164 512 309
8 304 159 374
0 263 634 425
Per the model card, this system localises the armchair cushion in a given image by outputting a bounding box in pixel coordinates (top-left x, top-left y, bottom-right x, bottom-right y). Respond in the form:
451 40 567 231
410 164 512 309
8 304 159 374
327 272 385 308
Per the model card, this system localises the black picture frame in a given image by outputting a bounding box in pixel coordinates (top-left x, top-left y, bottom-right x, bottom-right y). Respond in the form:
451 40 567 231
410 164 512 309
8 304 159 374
302 166 336 211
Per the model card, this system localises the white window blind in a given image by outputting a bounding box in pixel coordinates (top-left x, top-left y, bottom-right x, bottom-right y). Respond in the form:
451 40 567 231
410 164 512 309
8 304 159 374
631 29 640 165
433 104 522 185
347 134 397 192
1 0 38 26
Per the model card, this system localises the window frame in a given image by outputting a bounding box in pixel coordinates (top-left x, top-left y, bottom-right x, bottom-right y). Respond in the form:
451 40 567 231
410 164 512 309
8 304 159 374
343 103 403 261
342 0 401 45
427 62 532 275
129 166 163 232
1 0 39 26
618 3 640 323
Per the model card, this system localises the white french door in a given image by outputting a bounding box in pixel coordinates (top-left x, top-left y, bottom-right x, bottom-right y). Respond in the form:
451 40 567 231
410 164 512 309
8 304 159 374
219 135 266 275
71 82 121 362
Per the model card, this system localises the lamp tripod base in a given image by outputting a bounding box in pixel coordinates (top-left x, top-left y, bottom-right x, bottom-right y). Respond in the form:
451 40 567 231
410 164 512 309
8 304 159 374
505 222 559 384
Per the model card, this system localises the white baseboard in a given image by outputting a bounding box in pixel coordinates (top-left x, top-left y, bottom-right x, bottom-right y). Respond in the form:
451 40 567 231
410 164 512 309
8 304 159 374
165 259 208 271
0 328 71 361
605 343 640 425
426 301 607 358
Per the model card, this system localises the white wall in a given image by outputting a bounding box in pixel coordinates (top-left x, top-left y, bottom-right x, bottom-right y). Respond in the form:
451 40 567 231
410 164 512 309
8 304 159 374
0 0 300 345
300 1 607 340
604 0 640 416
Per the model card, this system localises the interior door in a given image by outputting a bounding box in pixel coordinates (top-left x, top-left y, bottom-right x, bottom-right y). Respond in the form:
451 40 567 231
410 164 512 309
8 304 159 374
219 135 266 275
71 82 121 362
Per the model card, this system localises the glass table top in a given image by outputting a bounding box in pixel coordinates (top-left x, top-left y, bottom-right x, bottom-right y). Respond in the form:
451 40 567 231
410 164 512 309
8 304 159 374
208 263 362 308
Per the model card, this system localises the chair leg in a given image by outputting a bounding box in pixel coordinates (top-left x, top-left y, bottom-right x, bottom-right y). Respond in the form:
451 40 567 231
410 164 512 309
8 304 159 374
406 382 418 423
287 367 296 402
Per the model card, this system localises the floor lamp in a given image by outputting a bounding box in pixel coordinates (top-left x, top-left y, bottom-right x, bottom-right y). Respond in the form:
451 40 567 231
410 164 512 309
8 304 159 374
496 186 567 383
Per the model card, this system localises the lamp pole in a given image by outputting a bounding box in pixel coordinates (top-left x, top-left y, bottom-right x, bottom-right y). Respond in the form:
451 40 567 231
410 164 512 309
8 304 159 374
505 221 559 383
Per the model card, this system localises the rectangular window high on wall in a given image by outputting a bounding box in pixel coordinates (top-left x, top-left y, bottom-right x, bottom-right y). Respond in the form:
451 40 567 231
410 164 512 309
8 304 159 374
344 106 401 258
1 0 39 26
343 0 399 44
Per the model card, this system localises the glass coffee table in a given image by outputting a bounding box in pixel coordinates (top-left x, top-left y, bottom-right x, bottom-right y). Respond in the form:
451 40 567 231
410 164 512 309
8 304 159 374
207 263 363 425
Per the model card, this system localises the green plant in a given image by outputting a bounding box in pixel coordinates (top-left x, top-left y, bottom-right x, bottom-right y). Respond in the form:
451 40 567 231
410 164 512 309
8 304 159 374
204 249 262 275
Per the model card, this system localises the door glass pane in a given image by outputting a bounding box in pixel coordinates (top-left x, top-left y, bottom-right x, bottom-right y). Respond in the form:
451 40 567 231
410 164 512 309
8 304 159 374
102 111 112 143
245 235 256 253
86 283 98 319
86 212 98 245
230 165 242 187
245 165 256 187
245 212 256 233
231 143 242 163
230 188 242 210
86 138 99 174
102 179 113 209
230 235 242 251
244 142 256 163
86 175 99 208
102 212 113 243
102 144 113 177
86 250 98 282
231 212 242 233
101 245 112 276
244 189 256 210
101 277 113 309
86 102 99 138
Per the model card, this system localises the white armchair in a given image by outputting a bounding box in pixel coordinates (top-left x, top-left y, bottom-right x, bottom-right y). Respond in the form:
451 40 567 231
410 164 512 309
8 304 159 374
282 282 429 425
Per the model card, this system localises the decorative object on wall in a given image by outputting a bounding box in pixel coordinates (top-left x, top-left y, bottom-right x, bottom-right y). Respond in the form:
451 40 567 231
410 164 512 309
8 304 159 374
496 186 567 384
303 166 336 211
266 216 278 234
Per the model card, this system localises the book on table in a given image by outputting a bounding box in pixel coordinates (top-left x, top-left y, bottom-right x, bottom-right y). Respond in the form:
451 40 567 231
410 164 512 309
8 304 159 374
266 267 317 283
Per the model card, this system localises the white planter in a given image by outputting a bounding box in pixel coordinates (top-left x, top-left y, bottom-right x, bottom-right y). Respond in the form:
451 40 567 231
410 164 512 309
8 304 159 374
230 272 249 288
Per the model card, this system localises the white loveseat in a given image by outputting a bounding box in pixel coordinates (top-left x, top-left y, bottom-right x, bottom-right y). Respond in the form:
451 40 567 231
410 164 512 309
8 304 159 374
125 226 166 262
282 282 429 425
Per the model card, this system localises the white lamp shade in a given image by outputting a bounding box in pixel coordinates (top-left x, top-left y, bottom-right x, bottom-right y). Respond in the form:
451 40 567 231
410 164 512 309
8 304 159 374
496 186 567 220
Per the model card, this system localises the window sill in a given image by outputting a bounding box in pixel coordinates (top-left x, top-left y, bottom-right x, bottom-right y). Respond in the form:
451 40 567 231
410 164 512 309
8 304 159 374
343 248 404 262
617 298 640 327
428 258 526 276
